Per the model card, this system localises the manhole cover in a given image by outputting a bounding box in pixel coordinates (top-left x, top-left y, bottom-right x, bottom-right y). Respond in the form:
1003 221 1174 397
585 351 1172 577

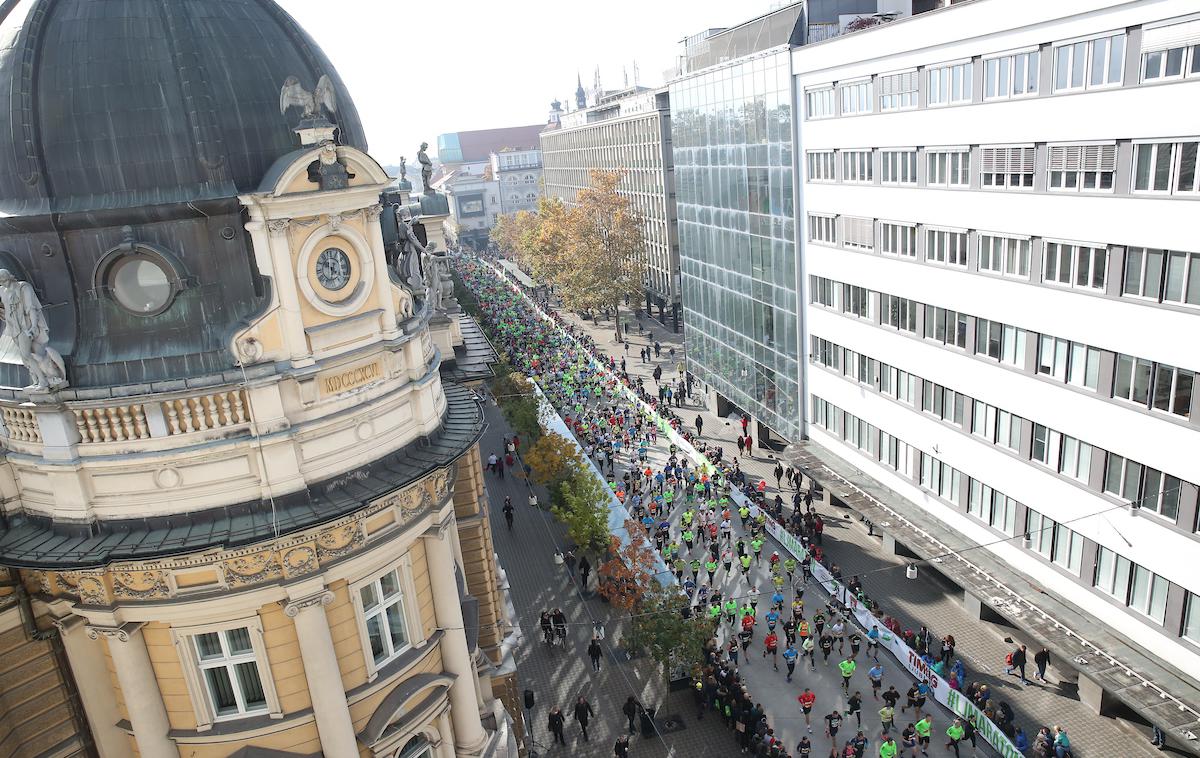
655 714 687 734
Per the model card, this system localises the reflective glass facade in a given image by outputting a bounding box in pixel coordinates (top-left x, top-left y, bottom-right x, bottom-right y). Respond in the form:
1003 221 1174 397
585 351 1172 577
670 50 800 439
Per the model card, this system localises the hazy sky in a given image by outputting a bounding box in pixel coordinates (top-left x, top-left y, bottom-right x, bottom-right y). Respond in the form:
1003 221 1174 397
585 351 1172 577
280 0 773 166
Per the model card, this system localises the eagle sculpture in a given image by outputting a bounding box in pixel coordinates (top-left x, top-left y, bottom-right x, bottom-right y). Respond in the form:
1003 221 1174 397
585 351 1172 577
279 74 338 120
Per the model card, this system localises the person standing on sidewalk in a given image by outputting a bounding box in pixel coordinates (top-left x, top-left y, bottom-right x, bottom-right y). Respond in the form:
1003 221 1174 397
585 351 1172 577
1034 646 1051 682
502 497 514 531
622 697 640 734
574 696 595 741
548 706 566 744
587 636 603 672
579 555 592 589
564 550 577 582
695 415 703 437
614 734 630 758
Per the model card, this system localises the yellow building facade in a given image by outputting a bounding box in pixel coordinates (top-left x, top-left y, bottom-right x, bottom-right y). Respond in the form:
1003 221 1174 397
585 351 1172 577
0 1 518 756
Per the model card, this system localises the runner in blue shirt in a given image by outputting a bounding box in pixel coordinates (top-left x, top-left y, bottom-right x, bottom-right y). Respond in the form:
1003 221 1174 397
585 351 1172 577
782 645 799 682
868 663 885 698
765 609 781 631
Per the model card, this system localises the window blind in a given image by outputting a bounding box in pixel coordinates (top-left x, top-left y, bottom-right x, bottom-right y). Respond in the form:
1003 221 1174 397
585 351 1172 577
980 146 1035 173
1048 144 1116 172
1142 19 1200 51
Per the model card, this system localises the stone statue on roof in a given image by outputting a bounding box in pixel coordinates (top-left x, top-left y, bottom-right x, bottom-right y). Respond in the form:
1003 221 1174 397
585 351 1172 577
417 142 433 193
398 156 407 182
0 269 67 391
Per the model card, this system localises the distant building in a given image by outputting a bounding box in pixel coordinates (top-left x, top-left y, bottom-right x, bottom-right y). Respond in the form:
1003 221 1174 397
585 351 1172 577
435 125 544 249
492 148 543 216
540 87 681 329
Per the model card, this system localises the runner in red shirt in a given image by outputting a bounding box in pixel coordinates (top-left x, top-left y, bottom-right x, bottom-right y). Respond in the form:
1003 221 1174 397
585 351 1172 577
798 688 816 733
763 632 780 671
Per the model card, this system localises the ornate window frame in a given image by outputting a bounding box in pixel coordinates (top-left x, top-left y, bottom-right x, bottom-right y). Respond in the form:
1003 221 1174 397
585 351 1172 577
170 614 282 730
349 555 425 681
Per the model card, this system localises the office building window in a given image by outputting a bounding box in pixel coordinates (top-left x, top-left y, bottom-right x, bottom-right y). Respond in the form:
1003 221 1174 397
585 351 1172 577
1031 423 1053 465
1185 593 1200 643
807 151 836 182
1051 524 1084 574
975 318 1027 367
922 382 965 426
1130 565 1169 623
984 49 1040 99
880 293 918 333
881 222 918 257
1133 141 1199 194
927 61 973 105
923 306 968 348
1037 335 1100 389
921 453 962 505
927 148 970 187
842 150 873 183
881 150 917 184
1054 32 1125 91
972 401 1022 451
879 431 913 476
925 228 968 267
809 214 837 244
842 217 874 251
878 70 918 110
1142 38 1200 81
1044 241 1107 290
1123 248 1200 306
1059 434 1093 482
1026 509 1055 557
980 146 1035 188
978 234 1030 278
841 284 870 318
1104 452 1183 521
811 276 836 307
968 480 1017 535
1114 354 1194 418
1047 144 1117 191
806 87 836 119
191 628 269 720
839 79 873 115
880 363 916 404
811 336 841 370
1094 546 1133 597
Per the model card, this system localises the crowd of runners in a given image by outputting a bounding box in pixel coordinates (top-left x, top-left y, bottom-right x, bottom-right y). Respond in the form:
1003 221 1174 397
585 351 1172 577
456 254 1069 758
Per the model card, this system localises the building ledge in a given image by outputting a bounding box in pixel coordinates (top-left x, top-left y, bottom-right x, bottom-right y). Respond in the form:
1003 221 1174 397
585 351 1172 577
790 440 1200 746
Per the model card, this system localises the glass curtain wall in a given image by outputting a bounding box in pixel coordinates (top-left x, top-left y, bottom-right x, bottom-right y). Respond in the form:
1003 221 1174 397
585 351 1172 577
670 50 799 439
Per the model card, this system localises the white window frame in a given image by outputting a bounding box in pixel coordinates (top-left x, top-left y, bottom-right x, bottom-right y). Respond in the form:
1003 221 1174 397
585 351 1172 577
1132 140 1200 195
878 69 918 111
926 147 970 188
1058 434 1093 482
838 78 873 116
1043 240 1108 291
172 616 282 729
980 145 1035 189
880 221 918 258
984 47 1040 100
927 60 973 106
1184 592 1200 643
350 557 425 680
842 149 873 184
808 213 837 244
805 86 836 120
1141 18 1200 83
925 227 969 267
1123 248 1200 306
1053 31 1126 92
1051 523 1084 574
807 150 836 182
880 149 918 185
975 318 1027 367
978 233 1030 278
841 216 874 251
1047 143 1117 192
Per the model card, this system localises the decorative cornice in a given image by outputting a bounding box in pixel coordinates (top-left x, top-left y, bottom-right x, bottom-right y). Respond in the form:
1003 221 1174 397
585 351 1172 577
365 203 384 220
266 218 291 234
283 590 334 618
86 621 145 642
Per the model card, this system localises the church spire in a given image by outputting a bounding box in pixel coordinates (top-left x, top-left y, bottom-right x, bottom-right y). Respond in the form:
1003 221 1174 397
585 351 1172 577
575 72 586 110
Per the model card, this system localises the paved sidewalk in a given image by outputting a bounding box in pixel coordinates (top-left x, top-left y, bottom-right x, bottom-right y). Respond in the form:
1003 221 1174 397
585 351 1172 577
479 401 733 758
560 305 1157 758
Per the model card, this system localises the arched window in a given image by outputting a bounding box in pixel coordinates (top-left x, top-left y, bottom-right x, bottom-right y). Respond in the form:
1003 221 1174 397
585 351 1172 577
396 735 432 758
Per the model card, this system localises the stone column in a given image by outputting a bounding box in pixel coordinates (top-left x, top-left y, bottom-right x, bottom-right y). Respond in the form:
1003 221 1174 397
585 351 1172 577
87 623 175 758
425 521 489 754
284 590 359 756
54 615 127 758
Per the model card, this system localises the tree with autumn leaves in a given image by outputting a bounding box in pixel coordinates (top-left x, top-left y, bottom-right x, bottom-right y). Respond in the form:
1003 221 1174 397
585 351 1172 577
491 170 646 342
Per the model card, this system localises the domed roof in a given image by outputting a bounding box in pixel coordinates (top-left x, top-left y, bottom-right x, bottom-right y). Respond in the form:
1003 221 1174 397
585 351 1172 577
0 0 368 217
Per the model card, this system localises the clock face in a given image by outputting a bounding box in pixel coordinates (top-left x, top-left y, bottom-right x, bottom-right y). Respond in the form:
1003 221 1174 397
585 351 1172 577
315 247 351 291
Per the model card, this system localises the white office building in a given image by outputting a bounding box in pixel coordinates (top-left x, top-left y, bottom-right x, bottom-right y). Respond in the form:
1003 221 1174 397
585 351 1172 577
540 88 681 329
492 147 543 215
792 0 1200 740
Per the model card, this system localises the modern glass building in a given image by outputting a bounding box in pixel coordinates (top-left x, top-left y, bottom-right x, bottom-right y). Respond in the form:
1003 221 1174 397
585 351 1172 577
671 48 800 440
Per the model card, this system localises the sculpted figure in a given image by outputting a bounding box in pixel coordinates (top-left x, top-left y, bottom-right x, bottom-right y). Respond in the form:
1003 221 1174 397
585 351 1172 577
0 269 67 391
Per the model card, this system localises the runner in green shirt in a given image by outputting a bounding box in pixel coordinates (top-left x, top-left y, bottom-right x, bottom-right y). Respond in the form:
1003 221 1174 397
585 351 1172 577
878 736 897 758
945 719 965 755
751 537 764 562
838 658 857 692
739 554 752 575
724 599 738 624
878 705 895 734
914 717 932 752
